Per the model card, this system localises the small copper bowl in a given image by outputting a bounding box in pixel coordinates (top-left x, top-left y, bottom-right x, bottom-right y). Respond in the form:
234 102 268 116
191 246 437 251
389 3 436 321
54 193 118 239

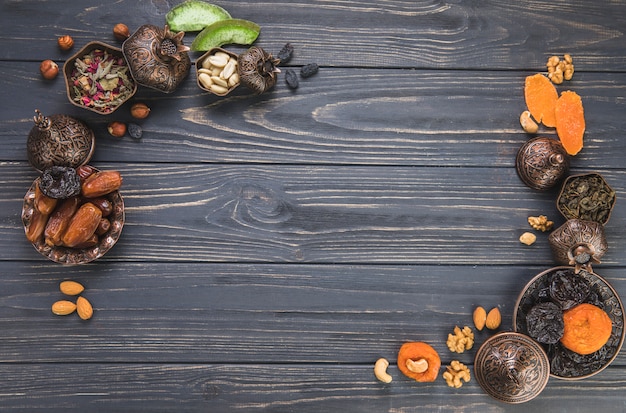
195 47 240 96
22 170 125 264
514 267 625 380
557 173 616 225
474 332 550 403
63 41 137 115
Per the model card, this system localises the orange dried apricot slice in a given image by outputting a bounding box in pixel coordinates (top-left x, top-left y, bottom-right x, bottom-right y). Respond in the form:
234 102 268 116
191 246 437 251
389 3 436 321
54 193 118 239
524 73 558 127
555 90 585 155
560 303 612 355
397 341 441 382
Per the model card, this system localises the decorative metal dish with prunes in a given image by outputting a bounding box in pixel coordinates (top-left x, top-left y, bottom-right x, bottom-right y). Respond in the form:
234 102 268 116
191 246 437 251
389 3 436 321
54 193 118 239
514 266 624 380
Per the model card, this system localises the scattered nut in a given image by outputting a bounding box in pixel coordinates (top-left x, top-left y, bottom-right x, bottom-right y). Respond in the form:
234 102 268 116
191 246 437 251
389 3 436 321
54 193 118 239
406 358 429 374
76 296 94 320
130 102 151 119
39 59 59 80
57 35 74 51
113 23 130 41
528 215 553 232
446 326 474 353
107 121 127 138
547 54 574 84
519 231 537 246
442 360 471 388
374 358 392 383
473 306 487 331
52 300 77 316
519 110 539 134
486 307 502 330
60 280 85 296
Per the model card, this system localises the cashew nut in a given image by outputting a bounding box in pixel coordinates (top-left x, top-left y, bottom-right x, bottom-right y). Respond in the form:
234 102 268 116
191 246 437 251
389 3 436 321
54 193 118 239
520 110 539 134
374 358 392 383
405 358 429 374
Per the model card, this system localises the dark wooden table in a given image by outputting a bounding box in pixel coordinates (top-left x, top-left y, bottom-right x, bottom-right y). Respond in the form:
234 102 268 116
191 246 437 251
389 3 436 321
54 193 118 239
1 1 625 411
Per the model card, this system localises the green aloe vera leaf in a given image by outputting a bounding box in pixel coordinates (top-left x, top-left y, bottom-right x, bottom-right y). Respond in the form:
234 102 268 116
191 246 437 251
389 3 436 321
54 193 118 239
191 19 260 51
166 0 231 32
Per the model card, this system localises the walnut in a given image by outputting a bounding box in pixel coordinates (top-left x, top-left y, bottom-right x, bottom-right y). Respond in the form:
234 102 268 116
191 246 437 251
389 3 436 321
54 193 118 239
442 360 471 388
547 54 574 84
446 326 474 353
528 215 554 232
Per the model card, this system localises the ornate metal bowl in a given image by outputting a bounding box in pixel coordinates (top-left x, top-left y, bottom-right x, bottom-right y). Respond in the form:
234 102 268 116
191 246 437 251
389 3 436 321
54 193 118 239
474 332 550 403
557 173 616 225
63 41 137 114
22 172 125 264
516 137 569 190
514 267 624 380
195 47 240 96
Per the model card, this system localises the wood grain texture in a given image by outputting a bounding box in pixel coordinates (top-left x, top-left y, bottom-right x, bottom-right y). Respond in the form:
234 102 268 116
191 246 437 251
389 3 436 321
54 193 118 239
2 63 625 167
1 0 625 411
4 163 625 264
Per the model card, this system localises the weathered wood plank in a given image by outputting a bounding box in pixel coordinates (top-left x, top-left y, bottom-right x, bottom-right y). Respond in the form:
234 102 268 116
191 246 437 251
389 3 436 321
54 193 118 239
1 63 625 167
1 0 625 71
0 261 624 364
0 362 624 412
3 163 624 264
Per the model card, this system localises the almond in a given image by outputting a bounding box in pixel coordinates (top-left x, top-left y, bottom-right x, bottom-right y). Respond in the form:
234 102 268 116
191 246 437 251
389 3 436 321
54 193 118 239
59 280 85 296
76 296 94 320
473 306 487 331
52 300 77 316
486 307 501 330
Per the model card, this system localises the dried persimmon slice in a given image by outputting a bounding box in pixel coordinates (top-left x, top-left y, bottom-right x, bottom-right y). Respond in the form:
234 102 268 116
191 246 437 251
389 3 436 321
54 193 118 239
524 73 558 127
555 90 585 155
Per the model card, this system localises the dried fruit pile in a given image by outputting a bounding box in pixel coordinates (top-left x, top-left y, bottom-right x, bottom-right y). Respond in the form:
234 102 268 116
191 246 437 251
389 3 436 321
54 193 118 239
521 55 585 156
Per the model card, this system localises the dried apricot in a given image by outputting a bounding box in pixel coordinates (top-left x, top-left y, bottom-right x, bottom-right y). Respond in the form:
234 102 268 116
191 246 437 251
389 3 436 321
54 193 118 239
524 73 558 127
560 303 612 355
397 341 441 382
555 90 585 155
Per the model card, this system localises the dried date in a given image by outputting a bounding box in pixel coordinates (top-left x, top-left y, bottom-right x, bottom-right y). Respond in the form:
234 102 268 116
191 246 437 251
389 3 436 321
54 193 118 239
61 202 102 247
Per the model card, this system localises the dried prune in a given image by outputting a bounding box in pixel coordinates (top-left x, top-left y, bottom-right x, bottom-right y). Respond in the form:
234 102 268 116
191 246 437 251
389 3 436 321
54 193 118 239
285 69 299 89
550 269 590 310
128 123 143 140
39 166 81 199
277 43 294 64
550 343 610 377
300 63 319 78
526 302 564 344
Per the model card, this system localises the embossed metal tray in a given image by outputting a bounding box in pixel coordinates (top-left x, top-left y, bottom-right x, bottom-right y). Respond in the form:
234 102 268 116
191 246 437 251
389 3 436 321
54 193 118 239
514 266 624 380
22 174 124 265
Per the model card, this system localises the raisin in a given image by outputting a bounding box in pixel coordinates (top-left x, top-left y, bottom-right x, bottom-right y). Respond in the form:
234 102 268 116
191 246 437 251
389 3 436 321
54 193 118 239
277 43 294 64
285 69 299 89
128 123 143 140
39 166 81 199
526 302 564 344
300 63 319 78
549 269 590 310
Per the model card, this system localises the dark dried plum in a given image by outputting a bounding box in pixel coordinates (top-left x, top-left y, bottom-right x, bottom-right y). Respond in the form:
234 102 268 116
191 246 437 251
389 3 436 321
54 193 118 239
285 69 299 89
39 166 81 199
526 302 564 344
128 123 143 140
550 269 590 310
277 43 294 64
550 343 610 377
300 63 319 78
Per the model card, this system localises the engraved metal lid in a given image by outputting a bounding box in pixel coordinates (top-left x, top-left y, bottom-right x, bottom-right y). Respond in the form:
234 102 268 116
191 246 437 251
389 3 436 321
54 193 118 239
516 137 569 190
474 332 550 403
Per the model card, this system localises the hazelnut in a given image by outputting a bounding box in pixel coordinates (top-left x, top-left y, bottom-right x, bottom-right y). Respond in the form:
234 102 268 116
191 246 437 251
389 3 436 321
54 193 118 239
113 23 130 41
107 121 127 138
130 102 150 119
57 35 74 51
39 59 59 80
